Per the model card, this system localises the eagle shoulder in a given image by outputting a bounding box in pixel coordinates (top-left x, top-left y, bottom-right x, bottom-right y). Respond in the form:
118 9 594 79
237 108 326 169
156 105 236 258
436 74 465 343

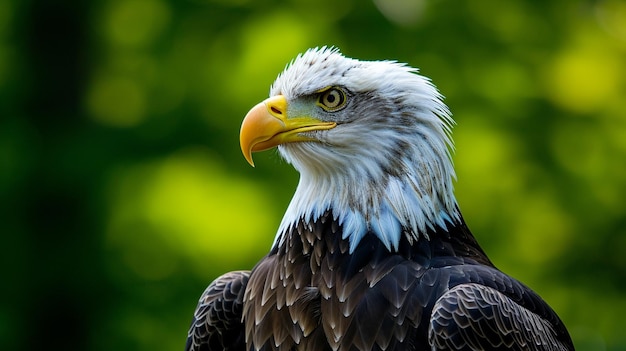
428 272 574 350
186 271 250 351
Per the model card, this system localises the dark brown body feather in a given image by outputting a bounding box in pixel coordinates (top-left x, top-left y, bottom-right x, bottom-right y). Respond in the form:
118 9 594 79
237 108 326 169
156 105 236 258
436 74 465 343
186 211 574 351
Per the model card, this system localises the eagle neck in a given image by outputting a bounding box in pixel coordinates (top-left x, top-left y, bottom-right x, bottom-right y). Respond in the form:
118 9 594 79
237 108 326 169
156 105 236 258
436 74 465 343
273 162 460 253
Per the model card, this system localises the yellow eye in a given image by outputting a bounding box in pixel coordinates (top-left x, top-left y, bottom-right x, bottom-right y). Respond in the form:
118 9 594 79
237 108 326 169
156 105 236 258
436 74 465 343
318 88 346 111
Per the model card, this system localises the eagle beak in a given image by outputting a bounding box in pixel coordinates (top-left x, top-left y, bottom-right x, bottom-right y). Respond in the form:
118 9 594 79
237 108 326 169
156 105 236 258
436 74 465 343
239 95 336 167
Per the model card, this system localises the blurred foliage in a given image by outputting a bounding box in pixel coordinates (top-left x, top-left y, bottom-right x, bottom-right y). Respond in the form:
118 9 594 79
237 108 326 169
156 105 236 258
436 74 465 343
2 0 626 350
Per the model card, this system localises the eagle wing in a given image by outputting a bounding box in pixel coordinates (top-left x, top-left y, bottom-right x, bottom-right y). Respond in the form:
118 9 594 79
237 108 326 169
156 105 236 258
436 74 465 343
429 282 573 350
185 271 250 351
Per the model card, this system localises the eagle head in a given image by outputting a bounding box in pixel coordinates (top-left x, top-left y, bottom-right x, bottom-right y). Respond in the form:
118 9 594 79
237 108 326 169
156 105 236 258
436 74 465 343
240 47 459 252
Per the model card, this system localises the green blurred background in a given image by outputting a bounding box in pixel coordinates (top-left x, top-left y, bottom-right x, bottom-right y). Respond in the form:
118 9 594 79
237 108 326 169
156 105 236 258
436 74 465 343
2 0 626 350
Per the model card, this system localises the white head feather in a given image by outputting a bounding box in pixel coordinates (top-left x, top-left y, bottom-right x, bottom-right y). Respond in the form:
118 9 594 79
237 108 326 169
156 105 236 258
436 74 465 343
270 47 459 252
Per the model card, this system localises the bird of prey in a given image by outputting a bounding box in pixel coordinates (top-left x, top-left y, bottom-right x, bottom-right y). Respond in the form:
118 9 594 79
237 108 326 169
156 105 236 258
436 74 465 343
185 47 574 351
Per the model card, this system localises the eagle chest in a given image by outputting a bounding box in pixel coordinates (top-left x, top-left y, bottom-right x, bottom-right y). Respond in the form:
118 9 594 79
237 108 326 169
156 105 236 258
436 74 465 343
243 223 439 351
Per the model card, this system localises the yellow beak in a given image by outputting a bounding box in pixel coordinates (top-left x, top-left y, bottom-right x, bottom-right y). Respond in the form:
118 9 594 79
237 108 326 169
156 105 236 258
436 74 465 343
239 95 336 166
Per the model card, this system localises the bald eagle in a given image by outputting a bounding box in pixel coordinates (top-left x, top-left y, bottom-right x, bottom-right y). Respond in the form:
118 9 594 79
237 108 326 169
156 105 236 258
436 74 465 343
186 47 574 351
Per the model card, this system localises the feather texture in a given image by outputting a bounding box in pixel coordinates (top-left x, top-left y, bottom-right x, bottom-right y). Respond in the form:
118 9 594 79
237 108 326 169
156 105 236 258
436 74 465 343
186 271 249 351
429 284 571 350
234 212 572 351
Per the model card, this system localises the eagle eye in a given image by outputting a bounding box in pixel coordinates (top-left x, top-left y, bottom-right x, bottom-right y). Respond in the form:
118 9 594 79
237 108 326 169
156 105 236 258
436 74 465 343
317 87 346 111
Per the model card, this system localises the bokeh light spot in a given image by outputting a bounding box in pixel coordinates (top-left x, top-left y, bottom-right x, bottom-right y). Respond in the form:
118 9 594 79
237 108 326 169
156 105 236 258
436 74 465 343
545 47 622 113
454 116 523 229
550 122 607 179
104 0 171 48
373 0 426 27
595 0 626 41
106 147 277 278
510 193 572 265
86 74 147 127
226 11 315 100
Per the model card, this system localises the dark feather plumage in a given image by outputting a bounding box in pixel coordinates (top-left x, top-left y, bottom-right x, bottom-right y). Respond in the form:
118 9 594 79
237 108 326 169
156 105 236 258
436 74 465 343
186 271 249 351
186 212 573 351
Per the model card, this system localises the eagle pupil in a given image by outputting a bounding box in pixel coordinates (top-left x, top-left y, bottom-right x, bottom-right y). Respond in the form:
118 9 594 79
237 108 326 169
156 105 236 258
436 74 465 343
319 88 345 110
